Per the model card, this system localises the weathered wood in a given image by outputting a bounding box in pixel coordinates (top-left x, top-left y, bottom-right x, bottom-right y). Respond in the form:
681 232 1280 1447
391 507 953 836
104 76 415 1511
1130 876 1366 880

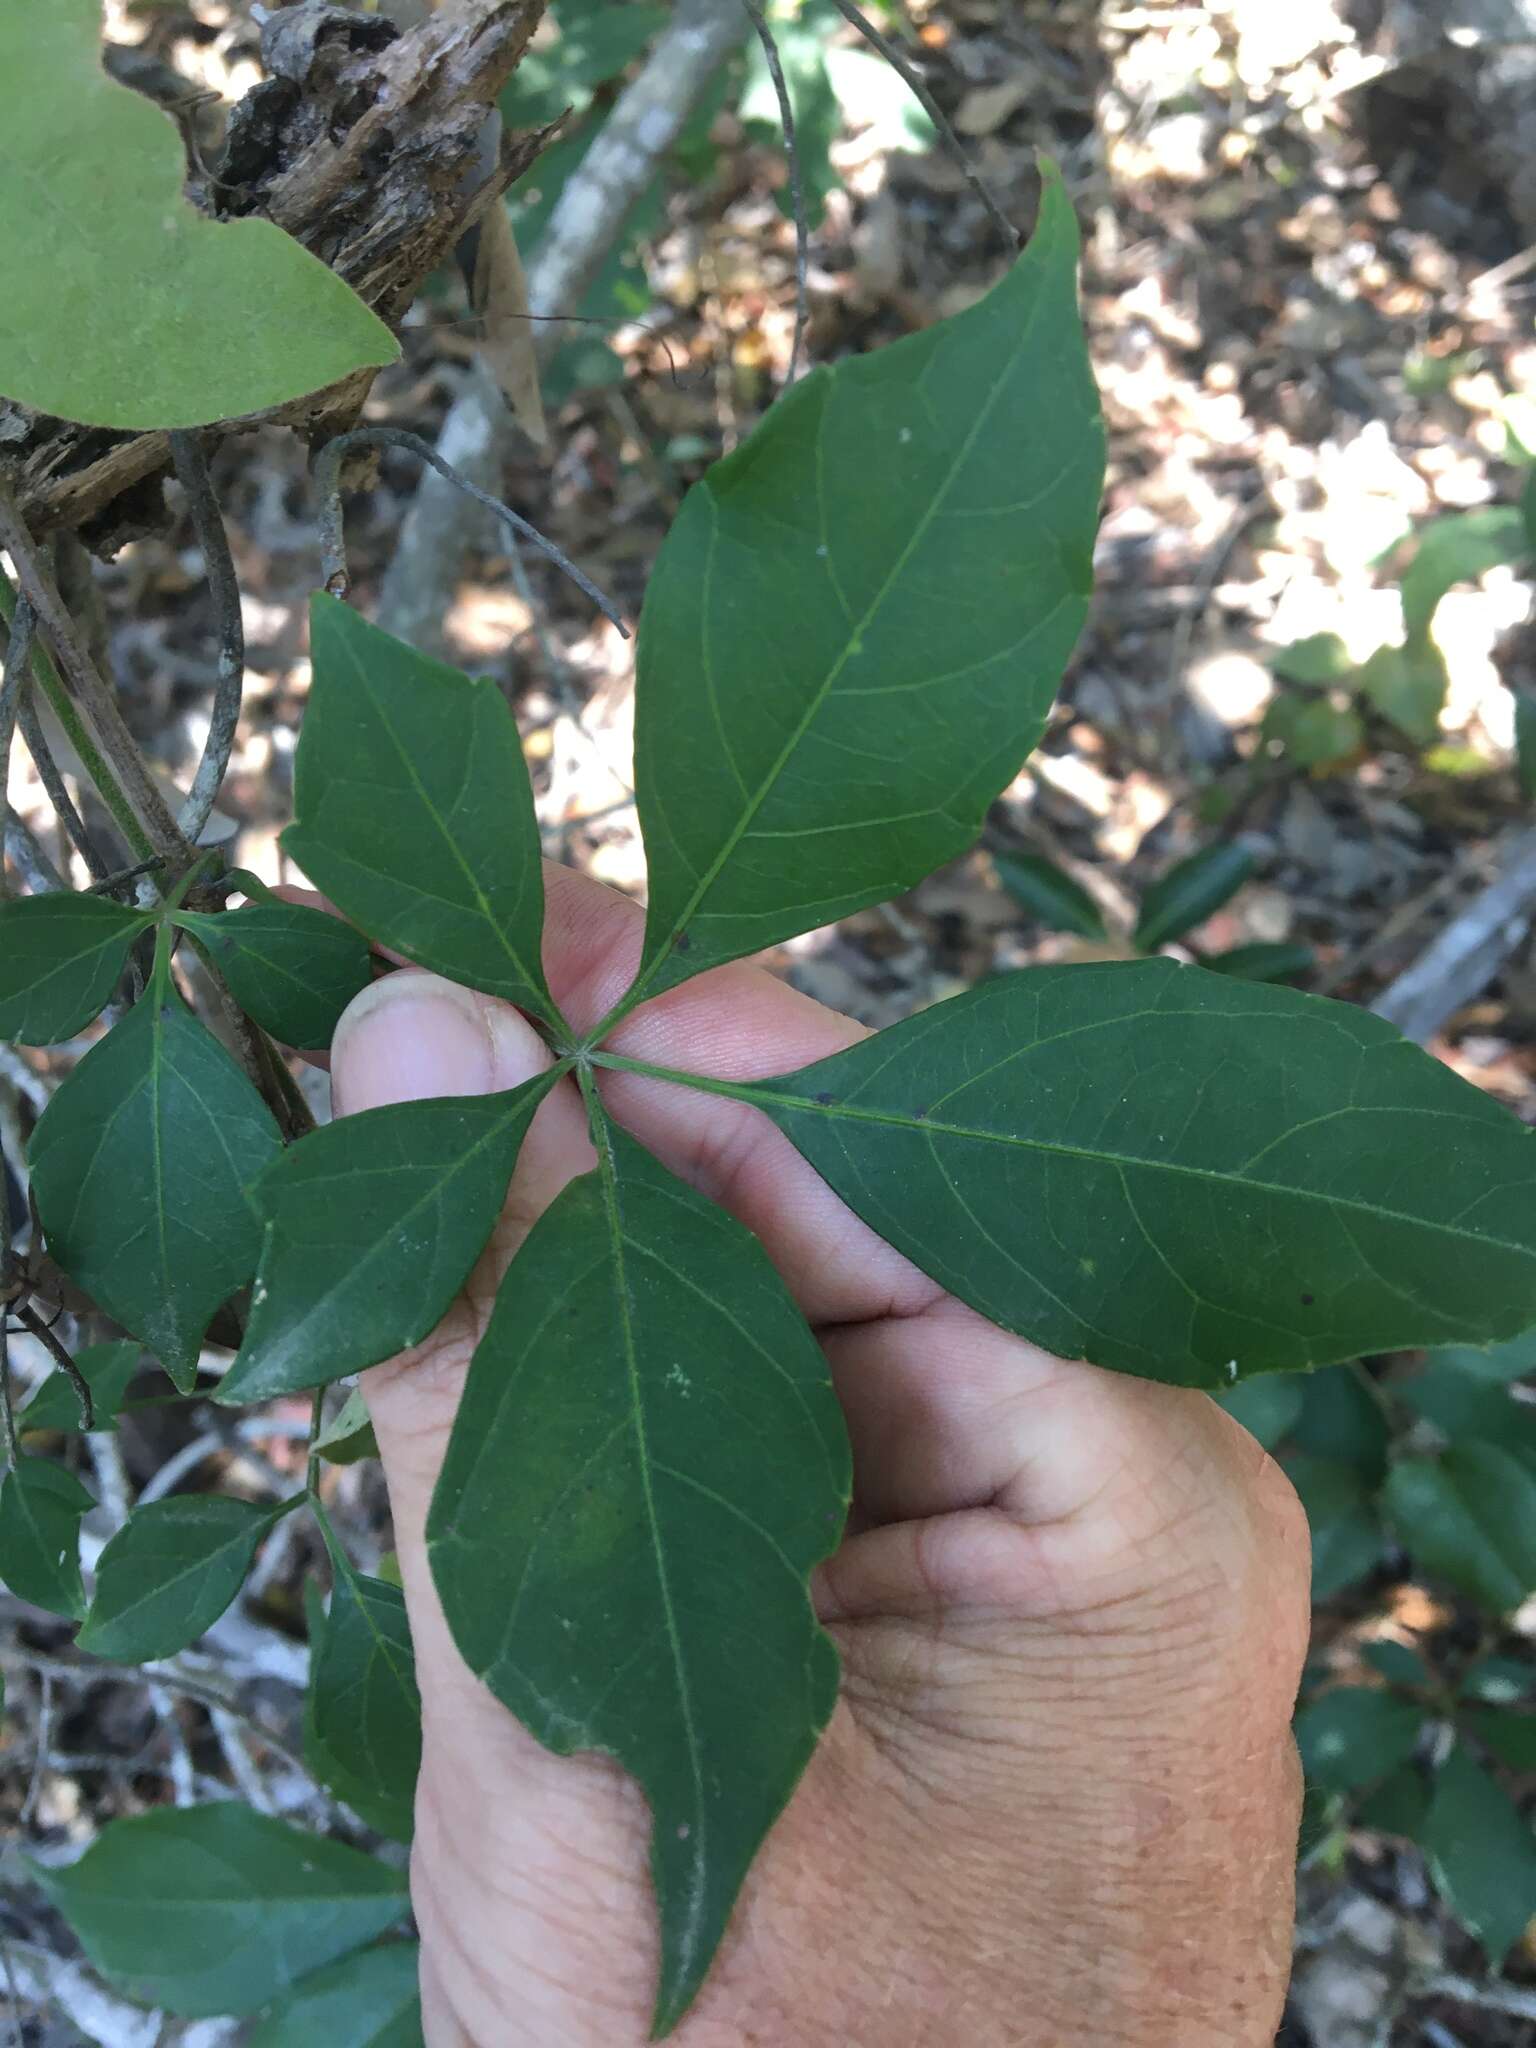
0 0 549 551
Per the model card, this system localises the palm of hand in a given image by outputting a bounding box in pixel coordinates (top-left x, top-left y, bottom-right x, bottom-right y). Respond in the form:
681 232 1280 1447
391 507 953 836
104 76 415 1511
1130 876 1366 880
337 868 1307 2048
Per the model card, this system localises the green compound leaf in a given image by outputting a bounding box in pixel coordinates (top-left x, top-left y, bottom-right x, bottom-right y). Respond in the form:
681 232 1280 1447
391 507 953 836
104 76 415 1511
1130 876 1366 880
308 1523 420 1843
630 161 1103 1004
0 0 396 429
1422 1745 1536 1964
1295 1687 1424 1794
0 1458 95 1618
33 1805 407 2018
19 1341 142 1437
284 599 557 1026
428 1119 851 2037
247 1942 423 2048
736 958 1536 1385
30 992 283 1391
1384 1445 1536 1613
78 1495 291 1662
1133 843 1254 952
0 894 152 1045
174 902 373 1050
218 1075 553 1405
993 850 1106 939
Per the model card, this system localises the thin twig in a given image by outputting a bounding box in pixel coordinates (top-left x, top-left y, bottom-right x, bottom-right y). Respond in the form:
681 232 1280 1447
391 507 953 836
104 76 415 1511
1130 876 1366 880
0 492 188 864
2 817 64 896
824 0 1018 250
741 0 809 382
0 591 25 905
16 683 111 881
85 855 165 898
169 432 246 845
12 1303 92 1430
313 427 630 637
0 1324 17 1471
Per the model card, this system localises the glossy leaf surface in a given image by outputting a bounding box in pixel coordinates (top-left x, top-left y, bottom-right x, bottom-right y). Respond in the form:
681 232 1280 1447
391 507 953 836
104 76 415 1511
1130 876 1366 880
0 1458 94 1618
428 1121 850 2035
309 1527 420 1843
284 600 556 1024
30 993 283 1390
219 1076 552 1404
174 902 373 1050
79 1495 286 1662
631 163 1103 1002
34 1804 407 2016
246 1942 423 2048
0 894 151 1045
746 959 1536 1385
0 0 396 427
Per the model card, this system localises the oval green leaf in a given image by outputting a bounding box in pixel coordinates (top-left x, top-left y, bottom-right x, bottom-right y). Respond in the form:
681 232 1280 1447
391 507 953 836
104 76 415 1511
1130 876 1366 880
741 958 1536 1385
174 902 373 1050
30 993 283 1389
993 850 1106 939
1133 842 1254 952
308 1525 420 1843
1295 1688 1424 1794
1202 941 1314 984
246 1942 423 2048
1384 1444 1536 1613
19 1340 142 1437
0 0 397 428
0 1457 95 1618
32 1804 407 2017
78 1494 289 1662
218 1074 553 1405
628 161 1104 1004
0 894 151 1045
427 1120 851 2036
283 599 557 1026
1422 1745 1536 1963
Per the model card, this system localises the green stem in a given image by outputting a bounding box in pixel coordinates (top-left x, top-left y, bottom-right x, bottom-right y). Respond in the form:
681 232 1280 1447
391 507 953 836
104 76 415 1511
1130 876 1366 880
0 568 156 864
306 1384 330 1497
588 1048 765 1107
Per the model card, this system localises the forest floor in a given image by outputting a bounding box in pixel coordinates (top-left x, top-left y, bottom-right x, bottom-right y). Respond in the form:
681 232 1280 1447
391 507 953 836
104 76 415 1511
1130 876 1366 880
6 1 1536 2042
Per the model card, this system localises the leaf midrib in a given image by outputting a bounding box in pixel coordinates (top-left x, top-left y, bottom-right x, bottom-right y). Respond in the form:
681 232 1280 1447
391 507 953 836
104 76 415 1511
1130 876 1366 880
634 215 1058 996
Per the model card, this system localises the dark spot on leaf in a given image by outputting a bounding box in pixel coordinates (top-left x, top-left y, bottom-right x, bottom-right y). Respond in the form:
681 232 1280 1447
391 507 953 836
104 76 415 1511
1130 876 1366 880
672 932 691 955
912 1106 929 1121
1300 1292 1315 1307
813 1090 836 1106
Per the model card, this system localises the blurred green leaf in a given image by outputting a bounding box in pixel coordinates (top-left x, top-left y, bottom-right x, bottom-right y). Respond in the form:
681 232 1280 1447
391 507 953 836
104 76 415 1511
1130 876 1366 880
1422 1745 1536 1963
1285 1454 1381 1600
1291 1365 1389 1486
1360 1640 1430 1689
0 1458 94 1618
1262 693 1363 769
1357 1764 1430 1840
992 851 1106 939
18 1342 141 1437
1517 690 1536 801
1395 1360 1536 1462
79 1496 288 1662
501 0 668 127
246 1943 423 2048
32 1805 407 2017
1201 941 1314 983
742 0 842 227
1295 1688 1424 1793
1464 1706 1536 1772
0 895 151 1046
1356 641 1446 747
1430 1330 1536 1383
1217 1374 1303 1450
1462 1656 1536 1706
1399 508 1531 641
1270 633 1352 685
173 902 373 1051
1133 843 1255 952
1384 1445 1536 1612
824 44 935 152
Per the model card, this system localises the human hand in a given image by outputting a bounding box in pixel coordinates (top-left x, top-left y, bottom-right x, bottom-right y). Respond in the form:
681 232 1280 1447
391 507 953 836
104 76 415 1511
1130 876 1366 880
328 863 1309 2048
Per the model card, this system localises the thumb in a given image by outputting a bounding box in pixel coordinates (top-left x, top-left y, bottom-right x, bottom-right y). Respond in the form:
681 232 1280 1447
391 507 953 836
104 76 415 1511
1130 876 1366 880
327 968 592 1547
